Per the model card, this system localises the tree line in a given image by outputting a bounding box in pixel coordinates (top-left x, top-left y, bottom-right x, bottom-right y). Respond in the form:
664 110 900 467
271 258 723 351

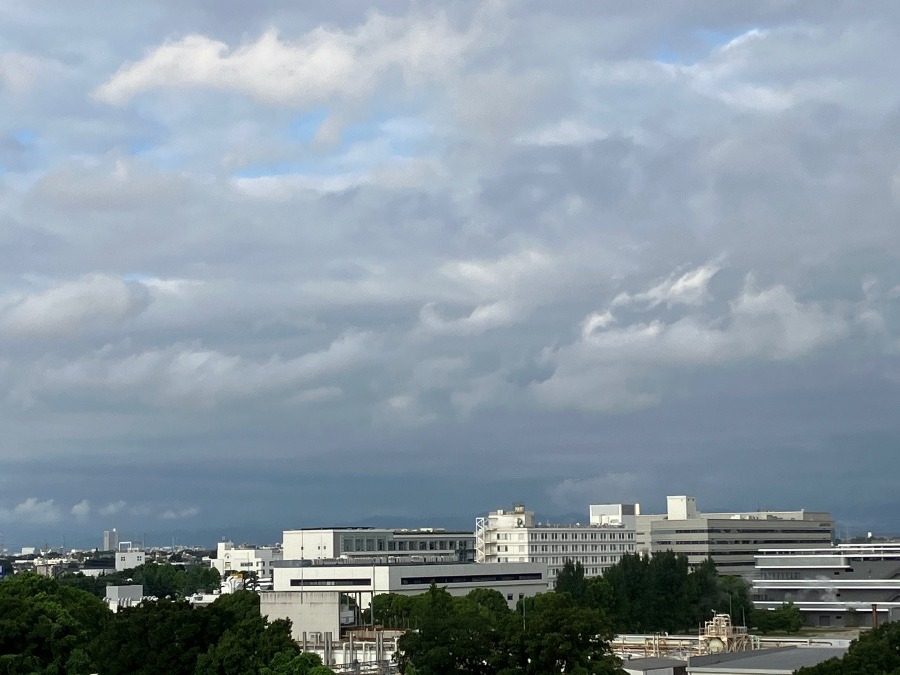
0 572 334 674
56 561 222 599
555 553 801 635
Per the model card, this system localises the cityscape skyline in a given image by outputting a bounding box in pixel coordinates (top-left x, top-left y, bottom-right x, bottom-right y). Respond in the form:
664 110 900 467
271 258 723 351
1 2 899 549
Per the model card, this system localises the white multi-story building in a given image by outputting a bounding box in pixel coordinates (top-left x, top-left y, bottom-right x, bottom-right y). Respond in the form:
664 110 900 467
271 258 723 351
475 504 637 584
115 549 145 572
635 496 834 578
211 541 283 579
282 528 474 563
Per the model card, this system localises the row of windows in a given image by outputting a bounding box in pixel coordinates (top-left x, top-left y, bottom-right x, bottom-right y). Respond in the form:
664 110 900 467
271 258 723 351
290 578 371 587
401 572 543 585
341 538 469 553
664 528 829 535
494 531 632 542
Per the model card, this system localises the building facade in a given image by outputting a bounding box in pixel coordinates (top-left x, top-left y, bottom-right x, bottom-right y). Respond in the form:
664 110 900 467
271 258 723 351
475 504 637 584
282 528 474 563
752 543 900 627
115 549 145 572
211 541 283 579
102 528 119 552
636 496 833 577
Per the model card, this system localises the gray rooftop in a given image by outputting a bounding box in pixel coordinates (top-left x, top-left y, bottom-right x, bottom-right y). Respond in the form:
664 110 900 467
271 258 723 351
689 647 846 673
623 655 688 670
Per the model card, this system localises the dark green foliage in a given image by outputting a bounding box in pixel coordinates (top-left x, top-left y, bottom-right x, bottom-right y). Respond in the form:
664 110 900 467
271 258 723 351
57 561 221 600
0 573 314 674
0 572 110 674
555 559 588 604
577 553 739 634
396 584 623 674
796 621 900 674
749 602 803 633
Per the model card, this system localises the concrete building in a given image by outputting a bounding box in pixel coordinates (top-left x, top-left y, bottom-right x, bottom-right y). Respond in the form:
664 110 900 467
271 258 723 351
687 647 847 674
282 527 474 563
635 496 833 577
752 543 900 627
102 529 119 552
211 541 282 580
115 549 145 572
105 584 143 613
263 558 548 641
475 503 637 584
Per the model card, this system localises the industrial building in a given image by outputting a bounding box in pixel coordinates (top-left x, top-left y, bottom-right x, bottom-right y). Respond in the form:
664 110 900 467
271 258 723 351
282 527 474 563
636 496 833 577
752 543 900 627
475 503 637 583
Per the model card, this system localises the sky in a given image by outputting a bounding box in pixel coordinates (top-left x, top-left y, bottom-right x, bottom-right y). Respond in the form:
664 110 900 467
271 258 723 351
1 1 899 550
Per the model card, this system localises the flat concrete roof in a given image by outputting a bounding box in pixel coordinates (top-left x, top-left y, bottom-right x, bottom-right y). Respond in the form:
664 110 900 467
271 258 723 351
689 647 846 673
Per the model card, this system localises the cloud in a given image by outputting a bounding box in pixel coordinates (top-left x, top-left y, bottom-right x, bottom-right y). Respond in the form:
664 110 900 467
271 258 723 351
159 506 199 520
0 498 62 525
610 262 722 311
548 473 642 510
95 13 479 108
70 499 91 521
99 500 127 516
534 272 853 412
0 274 151 338
34 331 377 407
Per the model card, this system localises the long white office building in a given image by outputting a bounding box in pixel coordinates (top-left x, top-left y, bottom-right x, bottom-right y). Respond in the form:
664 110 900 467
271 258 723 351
752 543 900 628
475 503 637 583
636 496 833 578
282 527 474 563
263 558 548 640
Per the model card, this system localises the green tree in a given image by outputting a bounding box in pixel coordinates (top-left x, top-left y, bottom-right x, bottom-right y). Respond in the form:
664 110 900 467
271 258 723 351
513 592 622 674
796 620 900 674
556 560 589 605
0 572 109 674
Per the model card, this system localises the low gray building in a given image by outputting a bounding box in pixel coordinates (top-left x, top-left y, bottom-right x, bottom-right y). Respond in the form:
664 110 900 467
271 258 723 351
623 656 687 675
752 543 900 627
688 647 847 674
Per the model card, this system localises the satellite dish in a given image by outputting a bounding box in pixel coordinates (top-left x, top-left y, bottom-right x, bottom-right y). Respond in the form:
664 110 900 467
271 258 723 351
516 518 524 526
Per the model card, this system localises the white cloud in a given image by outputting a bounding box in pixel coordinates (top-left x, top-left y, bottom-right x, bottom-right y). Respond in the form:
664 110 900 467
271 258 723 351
35 331 377 407
70 499 91 521
159 506 199 520
534 274 850 412
95 13 479 107
0 497 62 525
610 262 722 311
0 274 150 338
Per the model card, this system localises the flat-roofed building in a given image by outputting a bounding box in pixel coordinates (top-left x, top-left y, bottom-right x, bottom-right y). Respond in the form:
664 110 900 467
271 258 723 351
282 527 474 563
636 496 833 578
475 503 637 584
752 543 900 627
263 558 548 640
211 541 282 580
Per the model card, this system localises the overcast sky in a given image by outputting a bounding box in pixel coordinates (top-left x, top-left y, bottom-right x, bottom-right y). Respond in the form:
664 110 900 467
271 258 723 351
1 1 898 550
